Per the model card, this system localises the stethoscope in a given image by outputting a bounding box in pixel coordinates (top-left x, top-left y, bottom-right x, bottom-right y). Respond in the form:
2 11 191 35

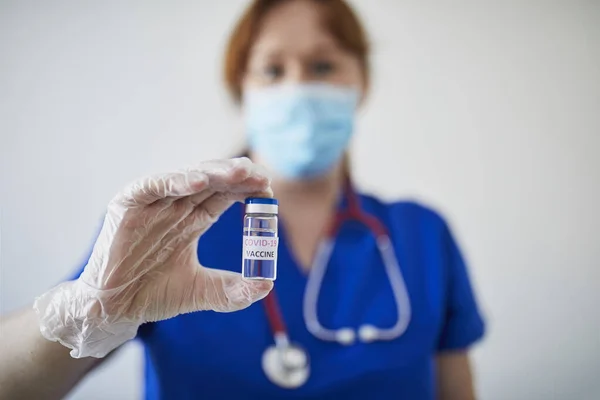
256 177 412 389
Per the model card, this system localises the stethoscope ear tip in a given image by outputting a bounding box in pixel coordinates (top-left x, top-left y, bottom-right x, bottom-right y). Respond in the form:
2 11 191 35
358 324 378 343
332 325 379 345
335 328 356 345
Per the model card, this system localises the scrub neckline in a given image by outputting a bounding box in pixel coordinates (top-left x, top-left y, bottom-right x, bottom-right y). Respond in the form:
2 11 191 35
251 190 350 279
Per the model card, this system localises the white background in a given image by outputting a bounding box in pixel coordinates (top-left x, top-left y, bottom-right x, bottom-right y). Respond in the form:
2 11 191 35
1 1 599 399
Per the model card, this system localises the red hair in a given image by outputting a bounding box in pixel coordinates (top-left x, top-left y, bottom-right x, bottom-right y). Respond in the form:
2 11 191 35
223 0 370 102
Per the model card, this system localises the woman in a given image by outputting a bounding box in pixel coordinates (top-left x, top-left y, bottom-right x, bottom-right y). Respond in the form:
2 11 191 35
0 0 485 399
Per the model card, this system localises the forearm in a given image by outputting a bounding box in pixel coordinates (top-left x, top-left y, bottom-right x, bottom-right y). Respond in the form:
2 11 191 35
436 351 476 400
0 307 102 400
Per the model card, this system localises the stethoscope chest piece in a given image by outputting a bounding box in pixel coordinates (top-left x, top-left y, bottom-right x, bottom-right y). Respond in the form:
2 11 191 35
262 343 310 389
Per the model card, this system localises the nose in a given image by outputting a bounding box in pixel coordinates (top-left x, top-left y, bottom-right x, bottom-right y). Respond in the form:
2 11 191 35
284 61 313 84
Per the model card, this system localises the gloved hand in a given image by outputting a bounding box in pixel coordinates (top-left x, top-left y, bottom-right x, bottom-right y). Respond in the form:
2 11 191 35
33 157 274 358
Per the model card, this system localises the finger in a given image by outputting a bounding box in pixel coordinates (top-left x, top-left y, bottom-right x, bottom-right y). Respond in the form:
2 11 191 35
216 190 274 211
231 160 271 192
227 171 272 195
200 157 271 193
193 268 273 313
186 189 216 207
110 157 270 208
174 158 268 206
183 158 250 192
197 186 271 222
146 193 237 258
199 192 236 223
113 170 210 207
150 189 263 267
188 184 271 229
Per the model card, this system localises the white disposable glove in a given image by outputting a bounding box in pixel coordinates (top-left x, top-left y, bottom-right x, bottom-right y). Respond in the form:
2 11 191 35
33 157 274 358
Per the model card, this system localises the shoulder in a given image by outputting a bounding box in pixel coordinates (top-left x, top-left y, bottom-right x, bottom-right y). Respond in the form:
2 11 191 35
360 192 450 235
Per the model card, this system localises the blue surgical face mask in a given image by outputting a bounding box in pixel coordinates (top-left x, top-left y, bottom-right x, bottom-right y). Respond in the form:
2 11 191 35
243 83 359 179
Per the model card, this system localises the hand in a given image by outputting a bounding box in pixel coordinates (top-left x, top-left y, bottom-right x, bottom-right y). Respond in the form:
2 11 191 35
34 157 273 358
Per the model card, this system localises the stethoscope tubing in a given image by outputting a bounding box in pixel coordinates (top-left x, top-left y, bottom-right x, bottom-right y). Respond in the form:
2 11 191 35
257 177 412 345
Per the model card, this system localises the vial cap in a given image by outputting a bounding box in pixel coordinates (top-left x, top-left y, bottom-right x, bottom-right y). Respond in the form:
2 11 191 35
245 198 279 205
245 197 278 214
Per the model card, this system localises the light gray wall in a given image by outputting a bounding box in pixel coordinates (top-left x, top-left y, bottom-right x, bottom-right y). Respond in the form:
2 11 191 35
1 1 599 399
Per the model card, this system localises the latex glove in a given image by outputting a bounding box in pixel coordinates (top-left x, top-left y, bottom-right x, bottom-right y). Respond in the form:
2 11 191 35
33 157 274 358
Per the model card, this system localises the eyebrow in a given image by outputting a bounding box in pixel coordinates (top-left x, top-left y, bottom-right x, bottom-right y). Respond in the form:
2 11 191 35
250 41 342 59
312 42 341 55
249 46 283 59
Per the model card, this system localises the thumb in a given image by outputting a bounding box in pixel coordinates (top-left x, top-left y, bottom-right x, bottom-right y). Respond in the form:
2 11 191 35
193 267 273 313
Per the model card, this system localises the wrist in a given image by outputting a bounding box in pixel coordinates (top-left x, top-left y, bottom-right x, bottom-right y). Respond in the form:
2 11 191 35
33 279 141 358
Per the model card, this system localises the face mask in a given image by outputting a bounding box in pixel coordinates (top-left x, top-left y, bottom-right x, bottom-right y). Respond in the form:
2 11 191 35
243 83 359 179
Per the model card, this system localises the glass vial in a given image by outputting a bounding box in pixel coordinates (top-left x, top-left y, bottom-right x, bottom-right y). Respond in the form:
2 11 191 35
242 198 279 280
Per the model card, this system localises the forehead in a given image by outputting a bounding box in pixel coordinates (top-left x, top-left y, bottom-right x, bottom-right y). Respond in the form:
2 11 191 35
250 0 339 56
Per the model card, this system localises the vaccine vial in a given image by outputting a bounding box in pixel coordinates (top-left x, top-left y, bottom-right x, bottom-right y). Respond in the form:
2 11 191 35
242 198 279 280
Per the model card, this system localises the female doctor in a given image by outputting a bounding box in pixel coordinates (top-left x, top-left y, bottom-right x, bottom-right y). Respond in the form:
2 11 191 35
0 0 485 399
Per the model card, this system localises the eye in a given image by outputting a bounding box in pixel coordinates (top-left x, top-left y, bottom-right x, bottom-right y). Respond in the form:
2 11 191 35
261 64 284 81
310 60 335 76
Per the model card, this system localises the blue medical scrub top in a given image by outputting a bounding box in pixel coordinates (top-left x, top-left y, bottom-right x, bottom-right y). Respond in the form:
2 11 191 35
72 194 485 399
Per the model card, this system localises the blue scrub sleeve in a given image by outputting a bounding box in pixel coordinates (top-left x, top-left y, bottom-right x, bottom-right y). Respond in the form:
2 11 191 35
65 218 105 281
436 221 486 351
67 252 89 281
